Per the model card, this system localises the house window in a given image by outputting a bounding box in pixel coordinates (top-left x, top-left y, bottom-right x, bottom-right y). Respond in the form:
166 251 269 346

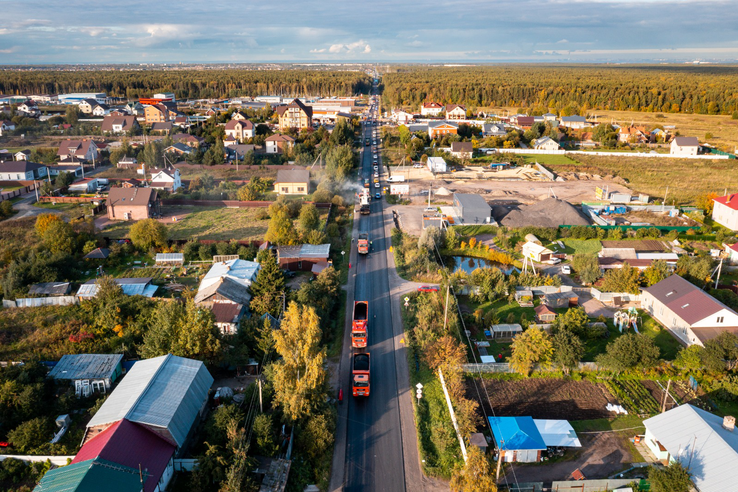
281 187 288 193
718 316 724 323
298 187 305 192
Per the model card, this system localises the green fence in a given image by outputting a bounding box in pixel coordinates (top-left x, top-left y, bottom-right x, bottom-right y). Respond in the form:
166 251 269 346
559 224 699 232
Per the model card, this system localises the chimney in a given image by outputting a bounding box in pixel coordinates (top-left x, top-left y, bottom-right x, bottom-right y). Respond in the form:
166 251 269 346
723 415 735 432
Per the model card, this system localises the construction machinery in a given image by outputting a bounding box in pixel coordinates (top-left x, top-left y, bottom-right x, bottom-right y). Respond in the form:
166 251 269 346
352 352 370 397
358 233 370 254
351 301 369 348
359 189 371 215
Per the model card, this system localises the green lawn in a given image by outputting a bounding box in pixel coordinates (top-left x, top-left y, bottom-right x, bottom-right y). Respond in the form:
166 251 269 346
452 225 498 237
638 312 683 360
553 239 602 255
570 414 645 433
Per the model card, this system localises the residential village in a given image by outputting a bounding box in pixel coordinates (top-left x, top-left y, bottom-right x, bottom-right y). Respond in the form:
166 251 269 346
1 68 738 492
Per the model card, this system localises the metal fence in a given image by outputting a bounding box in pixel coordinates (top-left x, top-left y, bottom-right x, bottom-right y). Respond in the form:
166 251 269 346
551 478 636 491
3 296 78 308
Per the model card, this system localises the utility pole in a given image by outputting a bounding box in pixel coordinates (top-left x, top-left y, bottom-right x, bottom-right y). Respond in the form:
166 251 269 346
661 379 672 413
495 440 504 482
438 368 467 462
443 284 450 332
258 378 263 413
662 186 668 212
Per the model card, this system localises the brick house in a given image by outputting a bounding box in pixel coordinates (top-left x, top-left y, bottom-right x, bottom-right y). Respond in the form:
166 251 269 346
273 168 309 195
428 121 459 139
265 134 296 154
106 187 160 221
224 119 254 142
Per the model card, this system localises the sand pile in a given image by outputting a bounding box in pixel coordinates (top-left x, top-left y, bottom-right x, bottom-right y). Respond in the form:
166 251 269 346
500 197 590 228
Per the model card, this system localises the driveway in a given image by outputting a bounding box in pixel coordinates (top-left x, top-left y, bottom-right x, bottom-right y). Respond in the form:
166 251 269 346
7 194 63 220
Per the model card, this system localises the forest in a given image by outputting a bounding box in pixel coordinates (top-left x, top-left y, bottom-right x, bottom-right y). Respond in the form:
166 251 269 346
380 65 738 116
0 68 372 100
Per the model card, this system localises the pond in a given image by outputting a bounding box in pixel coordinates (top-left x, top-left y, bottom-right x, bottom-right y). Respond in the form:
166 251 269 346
448 256 519 275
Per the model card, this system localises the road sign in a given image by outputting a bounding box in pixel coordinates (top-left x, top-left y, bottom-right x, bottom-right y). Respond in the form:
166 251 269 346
416 383 423 390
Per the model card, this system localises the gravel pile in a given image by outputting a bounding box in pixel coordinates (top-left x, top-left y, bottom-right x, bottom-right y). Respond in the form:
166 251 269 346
500 197 590 228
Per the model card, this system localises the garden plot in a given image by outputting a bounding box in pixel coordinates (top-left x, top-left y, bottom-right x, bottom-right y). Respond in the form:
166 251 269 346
471 378 617 420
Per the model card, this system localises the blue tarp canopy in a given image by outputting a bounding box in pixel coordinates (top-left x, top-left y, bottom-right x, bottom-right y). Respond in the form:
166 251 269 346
488 416 547 451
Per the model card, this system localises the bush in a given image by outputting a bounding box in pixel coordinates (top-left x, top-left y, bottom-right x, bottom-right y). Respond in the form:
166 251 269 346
8 417 53 453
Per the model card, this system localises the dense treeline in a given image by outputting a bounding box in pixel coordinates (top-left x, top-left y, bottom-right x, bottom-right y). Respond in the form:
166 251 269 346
381 65 738 115
0 69 372 100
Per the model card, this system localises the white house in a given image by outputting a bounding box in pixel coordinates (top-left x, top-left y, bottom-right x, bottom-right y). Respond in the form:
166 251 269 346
445 104 467 120
482 123 507 137
68 178 100 193
670 136 699 156
0 160 48 181
641 274 738 346
57 139 99 162
391 110 414 125
265 134 295 154
149 168 182 192
643 404 738 492
522 241 554 263
450 141 473 159
17 100 39 117
725 243 738 264
0 120 15 136
420 102 444 116
426 156 447 173
560 115 589 129
712 193 738 231
531 136 560 151
224 119 254 142
91 104 110 117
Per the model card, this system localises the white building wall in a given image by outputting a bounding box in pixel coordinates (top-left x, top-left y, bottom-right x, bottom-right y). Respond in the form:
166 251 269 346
712 201 738 231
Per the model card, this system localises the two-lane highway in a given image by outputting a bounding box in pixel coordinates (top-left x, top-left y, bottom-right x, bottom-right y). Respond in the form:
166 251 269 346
344 90 406 492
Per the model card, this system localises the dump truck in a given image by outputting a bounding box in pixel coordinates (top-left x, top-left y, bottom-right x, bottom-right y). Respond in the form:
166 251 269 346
351 301 369 348
352 352 370 397
359 189 371 215
357 233 370 255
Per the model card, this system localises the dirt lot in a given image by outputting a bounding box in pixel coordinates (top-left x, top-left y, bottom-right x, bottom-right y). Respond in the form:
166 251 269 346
471 378 617 421
623 211 699 227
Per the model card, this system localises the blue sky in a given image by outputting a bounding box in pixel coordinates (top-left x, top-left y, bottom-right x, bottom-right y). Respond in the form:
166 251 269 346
1 0 737 63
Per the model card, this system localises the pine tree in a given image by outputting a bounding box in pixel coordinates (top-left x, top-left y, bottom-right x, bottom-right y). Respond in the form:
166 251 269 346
249 253 285 317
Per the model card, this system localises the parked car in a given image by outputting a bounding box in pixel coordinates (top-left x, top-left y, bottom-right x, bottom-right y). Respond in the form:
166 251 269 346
561 265 571 275
375 192 381 200
417 285 439 293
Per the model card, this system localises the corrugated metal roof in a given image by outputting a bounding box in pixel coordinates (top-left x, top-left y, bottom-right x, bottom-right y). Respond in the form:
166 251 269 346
277 244 330 259
77 278 156 298
28 282 71 296
34 458 144 492
155 253 184 262
48 354 123 381
86 354 213 448
200 259 259 291
644 275 737 325
488 416 547 451
644 404 738 492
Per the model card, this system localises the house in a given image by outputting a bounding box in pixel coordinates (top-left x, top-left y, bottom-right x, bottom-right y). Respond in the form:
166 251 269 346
532 136 561 151
276 99 313 131
17 100 39 117
116 156 138 169
144 104 171 123
420 102 444 116
427 156 448 173
91 103 110 117
482 123 507 137
149 167 182 192
0 160 48 181
277 244 331 271
231 110 249 121
120 178 140 188
224 119 254 142
84 247 110 260
227 144 256 162
57 139 99 162
83 354 213 451
265 134 296 154
643 404 737 492
489 416 581 463
514 116 535 129
14 150 30 161
450 141 473 159
107 187 160 220
47 163 84 178
70 419 176 492
522 241 554 263
28 282 72 296
48 354 124 395
68 178 99 193
670 136 699 156
33 457 147 492
560 115 590 129
542 291 579 308
172 133 204 148
274 168 310 195
391 110 414 125
150 121 173 134
445 104 466 120
195 258 260 307
0 120 15 136
618 126 650 144
211 301 246 335
452 193 492 224
711 193 738 230
725 243 738 264
534 304 557 323
165 142 192 156
428 121 458 139
641 274 738 346
77 278 158 299
78 99 99 114
101 115 139 134
125 101 144 115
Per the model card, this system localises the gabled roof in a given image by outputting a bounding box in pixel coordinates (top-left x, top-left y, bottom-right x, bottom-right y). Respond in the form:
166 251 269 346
277 243 331 259
422 102 443 109
0 160 46 173
101 115 137 132
445 104 466 112
644 404 738 492
49 354 123 381
150 121 173 131
57 139 97 157
84 247 110 259
194 276 252 305
266 133 295 143
108 186 158 207
34 458 144 492
713 194 738 212
225 119 253 130
673 136 699 147
488 416 547 451
211 301 244 324
77 278 156 298
85 354 213 448
534 304 556 317
73 419 175 492
200 258 260 290
165 142 191 154
28 282 71 296
276 98 313 118
428 121 459 129
451 141 473 153
643 274 738 325
561 115 588 123
275 168 309 184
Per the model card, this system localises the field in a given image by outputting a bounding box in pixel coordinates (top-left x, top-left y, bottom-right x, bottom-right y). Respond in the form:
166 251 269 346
472 378 615 420
556 239 603 255
515 154 580 166
549 154 738 204
102 206 271 241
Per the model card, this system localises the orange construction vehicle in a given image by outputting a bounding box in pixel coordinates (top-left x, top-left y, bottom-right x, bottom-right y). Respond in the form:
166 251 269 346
351 301 369 348
358 233 369 254
352 352 370 397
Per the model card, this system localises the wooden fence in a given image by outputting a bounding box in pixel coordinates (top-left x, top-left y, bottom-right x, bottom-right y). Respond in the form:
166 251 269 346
0 183 37 202
38 196 104 203
162 199 332 209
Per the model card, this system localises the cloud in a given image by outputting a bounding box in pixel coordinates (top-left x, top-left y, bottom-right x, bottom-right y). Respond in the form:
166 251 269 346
310 48 326 53
326 40 371 54
556 39 569 44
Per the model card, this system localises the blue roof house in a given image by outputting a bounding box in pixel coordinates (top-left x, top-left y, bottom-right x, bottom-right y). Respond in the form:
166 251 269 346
488 416 547 462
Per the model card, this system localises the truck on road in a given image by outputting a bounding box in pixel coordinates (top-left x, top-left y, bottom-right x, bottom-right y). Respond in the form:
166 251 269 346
351 301 369 348
359 189 371 215
352 352 370 397
358 233 369 254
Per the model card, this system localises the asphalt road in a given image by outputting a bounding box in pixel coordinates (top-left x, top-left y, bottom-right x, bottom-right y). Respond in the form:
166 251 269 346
343 92 405 492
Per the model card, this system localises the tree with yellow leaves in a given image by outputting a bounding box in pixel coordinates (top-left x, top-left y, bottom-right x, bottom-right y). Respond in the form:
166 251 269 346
450 446 497 492
509 325 553 376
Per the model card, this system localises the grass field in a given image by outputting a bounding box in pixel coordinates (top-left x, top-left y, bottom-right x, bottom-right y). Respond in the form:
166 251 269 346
516 154 580 166
554 239 603 255
548 153 737 204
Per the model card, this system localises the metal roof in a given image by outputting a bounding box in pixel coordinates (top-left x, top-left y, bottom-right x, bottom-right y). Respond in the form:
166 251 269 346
194 276 252 305
488 416 547 451
200 258 259 290
275 168 309 184
644 404 738 492
48 354 123 381
28 282 71 296
155 253 184 263
454 193 491 211
534 419 581 448
85 354 213 448
277 244 330 259
77 278 156 298
34 458 144 492
644 274 737 325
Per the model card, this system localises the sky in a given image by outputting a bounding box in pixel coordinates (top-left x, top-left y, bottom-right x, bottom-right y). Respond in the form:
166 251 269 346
1 0 737 64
